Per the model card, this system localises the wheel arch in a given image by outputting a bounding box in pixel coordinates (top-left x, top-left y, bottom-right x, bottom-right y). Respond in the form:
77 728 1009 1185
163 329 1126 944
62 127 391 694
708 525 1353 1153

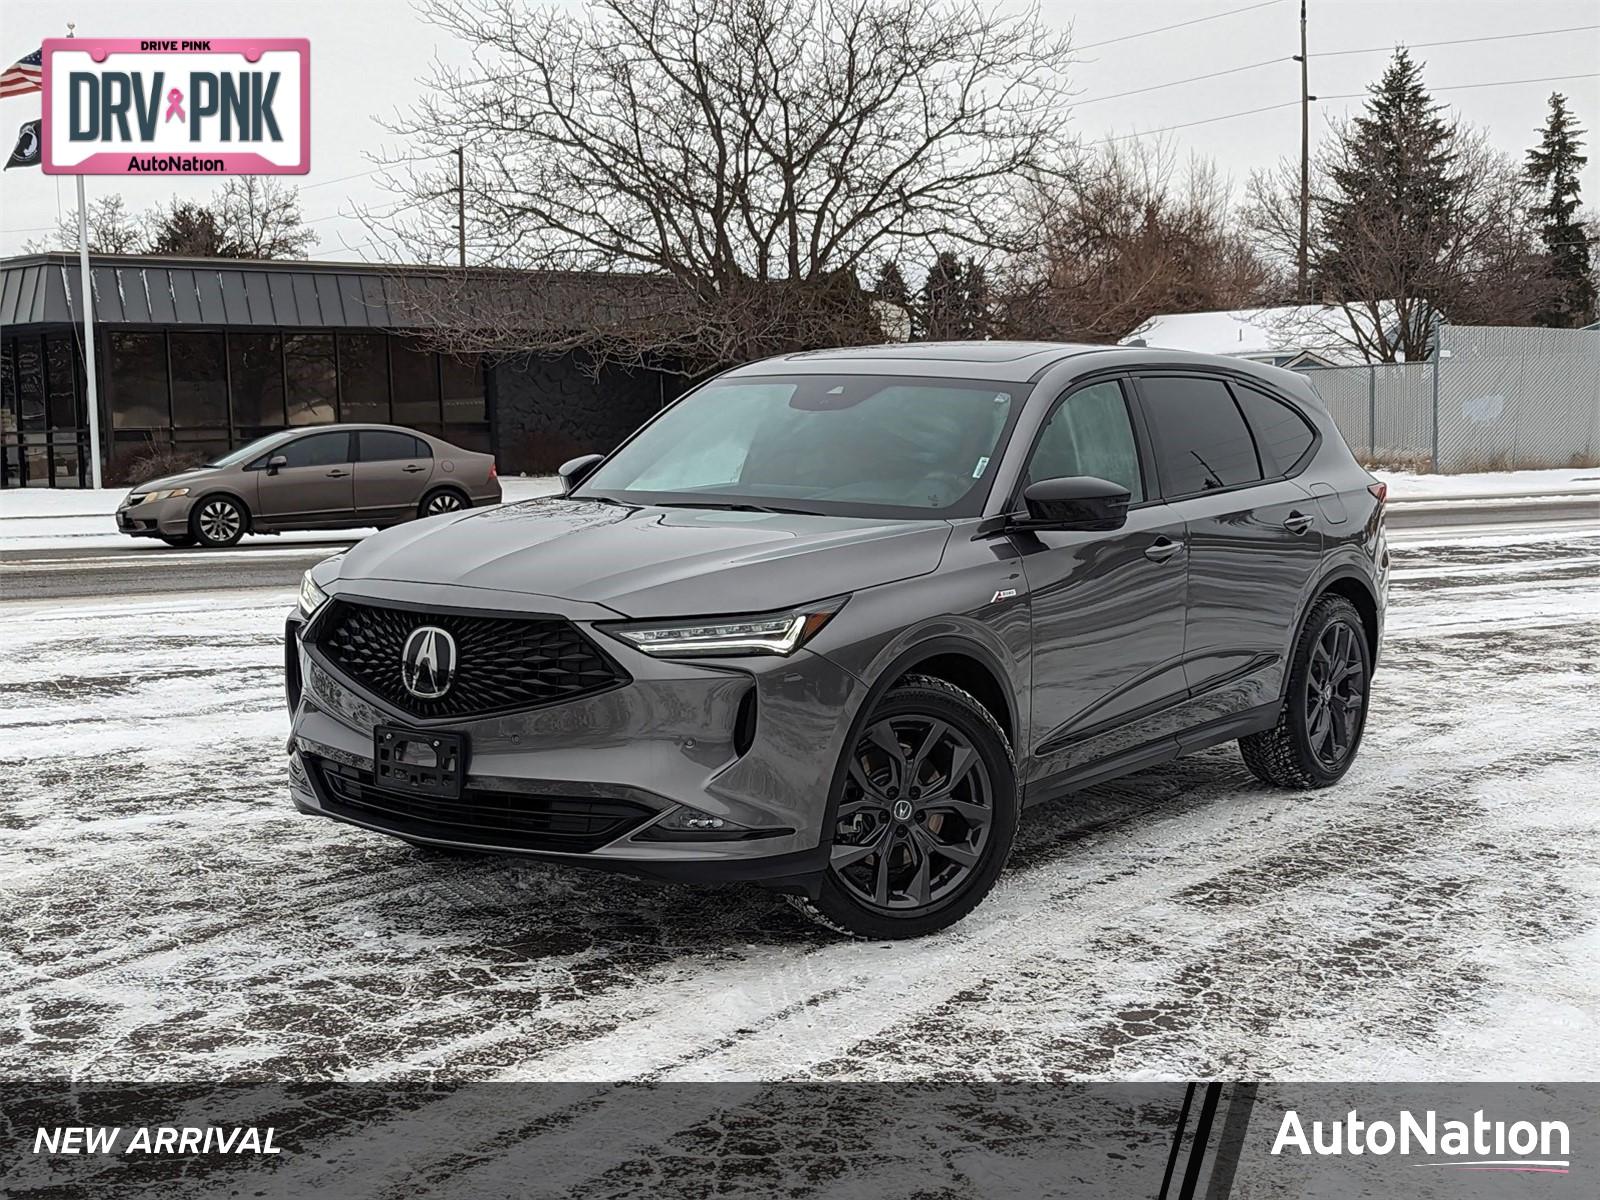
188 488 253 532
1303 565 1380 671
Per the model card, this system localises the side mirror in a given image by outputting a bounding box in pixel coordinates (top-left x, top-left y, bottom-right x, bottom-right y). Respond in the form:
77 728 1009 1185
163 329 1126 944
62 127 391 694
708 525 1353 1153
266 454 288 476
558 453 605 495
1013 476 1130 532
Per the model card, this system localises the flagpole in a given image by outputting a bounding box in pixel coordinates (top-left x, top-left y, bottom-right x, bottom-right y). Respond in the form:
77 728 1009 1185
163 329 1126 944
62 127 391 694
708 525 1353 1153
66 22 102 489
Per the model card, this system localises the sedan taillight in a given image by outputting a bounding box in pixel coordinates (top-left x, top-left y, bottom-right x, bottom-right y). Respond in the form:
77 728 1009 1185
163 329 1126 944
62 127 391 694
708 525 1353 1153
1367 482 1387 506
488 459 498 482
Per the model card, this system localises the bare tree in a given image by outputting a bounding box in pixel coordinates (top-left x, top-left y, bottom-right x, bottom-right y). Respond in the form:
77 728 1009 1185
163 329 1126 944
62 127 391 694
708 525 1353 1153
28 180 316 260
26 194 143 254
213 177 318 259
371 0 1074 372
999 140 1275 344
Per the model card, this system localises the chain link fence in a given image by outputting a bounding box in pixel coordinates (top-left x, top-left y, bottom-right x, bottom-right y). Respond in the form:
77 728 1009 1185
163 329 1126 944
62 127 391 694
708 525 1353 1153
1301 325 1600 472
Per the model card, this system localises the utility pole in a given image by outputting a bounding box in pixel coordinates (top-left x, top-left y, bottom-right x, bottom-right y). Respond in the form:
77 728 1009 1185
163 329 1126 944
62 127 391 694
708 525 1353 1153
455 146 465 269
67 22 103 489
1294 0 1312 303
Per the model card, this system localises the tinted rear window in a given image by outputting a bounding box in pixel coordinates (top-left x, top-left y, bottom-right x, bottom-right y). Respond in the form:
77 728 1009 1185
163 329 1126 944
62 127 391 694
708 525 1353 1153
360 431 429 462
1232 384 1315 475
1138 376 1261 496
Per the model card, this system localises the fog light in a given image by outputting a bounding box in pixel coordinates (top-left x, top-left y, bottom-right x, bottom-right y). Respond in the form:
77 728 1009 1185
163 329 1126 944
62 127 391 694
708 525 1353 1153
656 807 729 832
634 804 773 842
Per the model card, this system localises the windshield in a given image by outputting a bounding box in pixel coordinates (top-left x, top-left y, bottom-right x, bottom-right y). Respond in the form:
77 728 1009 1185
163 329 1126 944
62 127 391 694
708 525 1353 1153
204 431 296 469
577 374 1027 519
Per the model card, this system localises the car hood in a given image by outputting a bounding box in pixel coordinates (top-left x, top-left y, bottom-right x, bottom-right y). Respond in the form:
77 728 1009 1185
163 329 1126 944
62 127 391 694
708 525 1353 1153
129 468 221 495
335 497 953 616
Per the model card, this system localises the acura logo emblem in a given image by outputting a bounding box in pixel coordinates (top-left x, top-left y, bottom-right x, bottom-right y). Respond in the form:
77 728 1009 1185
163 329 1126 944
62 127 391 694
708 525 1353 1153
401 626 456 699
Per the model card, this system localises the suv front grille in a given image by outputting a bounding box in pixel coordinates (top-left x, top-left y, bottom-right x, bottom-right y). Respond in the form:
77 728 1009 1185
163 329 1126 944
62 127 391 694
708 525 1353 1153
316 599 627 719
309 757 654 852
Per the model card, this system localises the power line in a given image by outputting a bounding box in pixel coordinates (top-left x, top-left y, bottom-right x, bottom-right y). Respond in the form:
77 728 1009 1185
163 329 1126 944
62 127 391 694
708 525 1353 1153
1098 100 1301 144
1076 0 1286 52
1312 24 1600 60
1072 57 1288 106
1320 71 1600 102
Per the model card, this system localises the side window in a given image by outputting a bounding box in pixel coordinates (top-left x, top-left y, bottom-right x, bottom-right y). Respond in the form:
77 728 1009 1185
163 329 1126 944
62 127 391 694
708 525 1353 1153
1138 376 1262 496
359 431 428 462
1232 384 1315 476
1023 380 1143 502
277 432 351 469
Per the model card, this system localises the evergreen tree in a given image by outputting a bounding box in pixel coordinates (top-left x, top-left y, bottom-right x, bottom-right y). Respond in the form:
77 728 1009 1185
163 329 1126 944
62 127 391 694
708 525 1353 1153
1526 92 1595 327
1316 49 1462 358
873 259 909 304
915 249 990 340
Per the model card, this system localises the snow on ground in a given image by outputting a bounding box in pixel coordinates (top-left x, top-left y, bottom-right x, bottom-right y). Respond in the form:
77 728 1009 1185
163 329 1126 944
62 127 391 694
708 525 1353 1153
1372 465 1600 499
2 471 1595 554
3 526 1598 1088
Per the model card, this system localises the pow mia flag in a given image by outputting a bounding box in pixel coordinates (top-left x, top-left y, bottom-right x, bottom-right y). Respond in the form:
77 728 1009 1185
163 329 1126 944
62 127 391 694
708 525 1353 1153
5 118 40 169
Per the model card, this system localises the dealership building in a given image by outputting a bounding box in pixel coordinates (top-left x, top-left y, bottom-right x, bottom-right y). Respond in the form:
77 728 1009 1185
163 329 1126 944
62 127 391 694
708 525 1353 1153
0 252 683 489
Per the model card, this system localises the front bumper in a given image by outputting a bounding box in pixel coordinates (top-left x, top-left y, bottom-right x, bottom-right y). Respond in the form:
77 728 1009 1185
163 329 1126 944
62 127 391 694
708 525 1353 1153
116 495 193 538
284 584 868 887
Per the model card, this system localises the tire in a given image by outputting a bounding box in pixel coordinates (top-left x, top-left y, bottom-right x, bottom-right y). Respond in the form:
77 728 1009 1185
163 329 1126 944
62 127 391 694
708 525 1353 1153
158 534 197 548
418 487 469 519
188 495 247 548
1239 595 1371 789
788 674 1017 939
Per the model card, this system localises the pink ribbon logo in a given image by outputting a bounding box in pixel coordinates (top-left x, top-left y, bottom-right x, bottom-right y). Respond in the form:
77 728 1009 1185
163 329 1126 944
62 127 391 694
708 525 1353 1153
164 88 185 123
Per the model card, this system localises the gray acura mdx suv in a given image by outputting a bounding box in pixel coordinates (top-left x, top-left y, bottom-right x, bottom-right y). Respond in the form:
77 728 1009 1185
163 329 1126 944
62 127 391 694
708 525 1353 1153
285 343 1388 938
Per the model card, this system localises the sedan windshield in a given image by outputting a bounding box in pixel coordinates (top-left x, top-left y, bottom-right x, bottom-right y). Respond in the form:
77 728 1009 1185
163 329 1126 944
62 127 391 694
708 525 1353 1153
577 374 1026 519
204 431 295 469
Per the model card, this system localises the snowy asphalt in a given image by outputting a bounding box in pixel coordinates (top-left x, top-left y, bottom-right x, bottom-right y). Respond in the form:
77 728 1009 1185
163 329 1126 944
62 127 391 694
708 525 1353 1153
2 521 1598 1086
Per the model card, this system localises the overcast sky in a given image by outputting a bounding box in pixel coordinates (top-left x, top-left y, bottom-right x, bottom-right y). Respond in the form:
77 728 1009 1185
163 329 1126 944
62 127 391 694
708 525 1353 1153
1 0 1596 261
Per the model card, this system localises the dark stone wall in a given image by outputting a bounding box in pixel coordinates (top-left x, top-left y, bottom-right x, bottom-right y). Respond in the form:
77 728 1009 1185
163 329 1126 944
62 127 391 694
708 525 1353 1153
488 353 685 474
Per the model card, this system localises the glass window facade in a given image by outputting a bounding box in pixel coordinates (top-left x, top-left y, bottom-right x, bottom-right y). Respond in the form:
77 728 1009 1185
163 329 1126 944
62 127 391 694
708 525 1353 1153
2 326 489 489
285 333 337 426
338 333 389 423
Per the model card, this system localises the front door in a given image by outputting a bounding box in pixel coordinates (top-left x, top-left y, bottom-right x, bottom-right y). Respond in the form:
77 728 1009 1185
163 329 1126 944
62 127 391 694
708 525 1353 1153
1013 379 1191 782
1134 373 1325 718
354 429 434 521
256 430 355 523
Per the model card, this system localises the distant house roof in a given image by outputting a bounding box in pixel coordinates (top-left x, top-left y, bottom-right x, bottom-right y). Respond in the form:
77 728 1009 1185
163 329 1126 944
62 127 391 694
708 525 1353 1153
1121 304 1404 367
0 252 672 332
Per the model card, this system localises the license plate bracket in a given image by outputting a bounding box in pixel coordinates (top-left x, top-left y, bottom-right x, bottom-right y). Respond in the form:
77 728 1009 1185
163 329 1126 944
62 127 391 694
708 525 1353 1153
373 725 467 799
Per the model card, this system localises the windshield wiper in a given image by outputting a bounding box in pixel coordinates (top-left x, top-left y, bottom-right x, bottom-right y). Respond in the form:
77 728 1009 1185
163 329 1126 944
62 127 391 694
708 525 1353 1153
655 500 816 516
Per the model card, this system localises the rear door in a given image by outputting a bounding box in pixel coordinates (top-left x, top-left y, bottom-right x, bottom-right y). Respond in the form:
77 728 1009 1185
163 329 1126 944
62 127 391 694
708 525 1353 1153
256 431 354 523
354 430 433 520
1013 378 1192 780
1133 373 1324 718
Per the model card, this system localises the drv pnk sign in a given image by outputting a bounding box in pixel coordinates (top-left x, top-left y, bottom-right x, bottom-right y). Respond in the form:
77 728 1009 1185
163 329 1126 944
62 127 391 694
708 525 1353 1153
41 38 309 175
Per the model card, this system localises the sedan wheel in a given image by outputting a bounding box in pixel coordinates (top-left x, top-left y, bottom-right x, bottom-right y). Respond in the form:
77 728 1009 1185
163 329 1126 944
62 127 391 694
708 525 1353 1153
790 675 1017 939
190 496 246 548
420 489 466 518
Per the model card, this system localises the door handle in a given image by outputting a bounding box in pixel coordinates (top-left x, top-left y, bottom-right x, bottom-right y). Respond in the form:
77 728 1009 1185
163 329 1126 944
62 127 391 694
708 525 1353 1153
401 464 426 473
1144 536 1181 564
1283 510 1314 534
325 469 350 478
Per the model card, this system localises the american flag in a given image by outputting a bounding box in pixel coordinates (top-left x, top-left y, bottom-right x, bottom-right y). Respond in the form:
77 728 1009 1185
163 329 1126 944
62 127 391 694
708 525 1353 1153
0 49 42 99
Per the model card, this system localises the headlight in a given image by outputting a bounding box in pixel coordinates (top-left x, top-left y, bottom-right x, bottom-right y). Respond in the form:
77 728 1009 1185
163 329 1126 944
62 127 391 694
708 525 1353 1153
134 488 191 504
601 597 847 658
297 570 329 617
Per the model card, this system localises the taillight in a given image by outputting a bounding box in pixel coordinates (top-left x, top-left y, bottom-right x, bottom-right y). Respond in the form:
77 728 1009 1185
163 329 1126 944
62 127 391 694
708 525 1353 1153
488 459 498 482
1367 482 1387 505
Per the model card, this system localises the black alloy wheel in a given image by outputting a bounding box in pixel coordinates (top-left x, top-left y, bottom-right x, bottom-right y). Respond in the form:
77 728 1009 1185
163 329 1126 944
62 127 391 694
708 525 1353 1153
1305 619 1365 768
792 675 1017 939
1239 594 1371 789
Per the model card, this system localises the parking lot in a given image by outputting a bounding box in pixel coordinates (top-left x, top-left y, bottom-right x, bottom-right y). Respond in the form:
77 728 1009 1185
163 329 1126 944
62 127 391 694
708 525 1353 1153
2 519 1598 1085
